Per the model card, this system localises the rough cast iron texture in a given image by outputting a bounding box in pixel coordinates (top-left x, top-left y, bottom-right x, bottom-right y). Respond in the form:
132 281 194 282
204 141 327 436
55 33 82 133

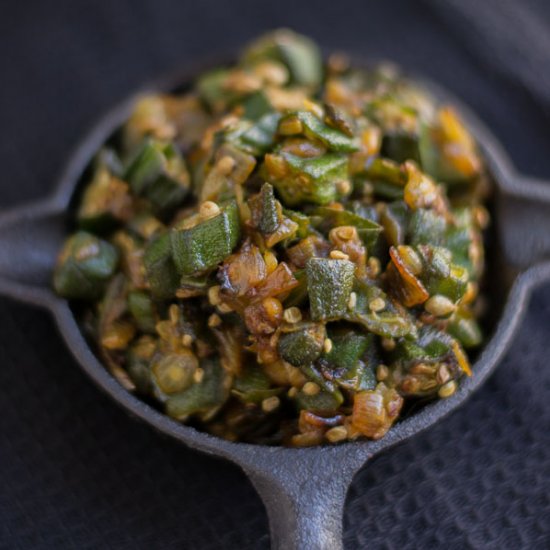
1 55 550 549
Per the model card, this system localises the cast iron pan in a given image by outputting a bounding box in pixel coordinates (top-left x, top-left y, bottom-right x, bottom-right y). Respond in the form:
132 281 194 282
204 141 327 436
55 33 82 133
1 56 550 549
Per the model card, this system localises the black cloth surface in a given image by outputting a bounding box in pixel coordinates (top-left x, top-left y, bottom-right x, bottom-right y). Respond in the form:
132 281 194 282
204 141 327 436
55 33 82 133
1 1 549 548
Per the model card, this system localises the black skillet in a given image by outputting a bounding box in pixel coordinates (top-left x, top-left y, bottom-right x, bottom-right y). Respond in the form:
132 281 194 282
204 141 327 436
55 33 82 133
1 56 550 550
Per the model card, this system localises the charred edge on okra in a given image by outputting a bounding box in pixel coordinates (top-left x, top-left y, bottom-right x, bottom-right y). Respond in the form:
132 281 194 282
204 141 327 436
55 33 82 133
54 29 491 446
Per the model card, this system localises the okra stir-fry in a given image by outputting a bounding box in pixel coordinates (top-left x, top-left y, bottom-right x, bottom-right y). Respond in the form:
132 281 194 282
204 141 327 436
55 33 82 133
54 30 490 446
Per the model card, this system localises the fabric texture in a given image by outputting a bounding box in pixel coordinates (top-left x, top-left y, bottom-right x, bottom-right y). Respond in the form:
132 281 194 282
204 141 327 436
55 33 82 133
1 1 549 548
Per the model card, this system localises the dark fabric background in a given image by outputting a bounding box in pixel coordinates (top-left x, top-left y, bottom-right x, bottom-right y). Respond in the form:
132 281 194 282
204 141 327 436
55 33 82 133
1 1 549 548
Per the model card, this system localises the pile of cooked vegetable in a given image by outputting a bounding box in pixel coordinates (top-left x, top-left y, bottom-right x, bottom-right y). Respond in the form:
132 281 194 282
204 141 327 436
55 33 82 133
53 30 490 446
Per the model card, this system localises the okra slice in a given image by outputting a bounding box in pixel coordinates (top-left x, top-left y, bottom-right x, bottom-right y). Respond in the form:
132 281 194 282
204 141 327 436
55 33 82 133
448 310 483 348
124 138 190 214
249 182 282 234
408 208 447 246
171 200 241 276
232 364 281 404
127 290 157 333
320 328 377 392
278 323 326 367
53 231 119 300
242 29 322 87
417 245 468 302
151 350 199 400
284 111 359 153
294 388 343 414
346 279 417 338
380 201 410 247
78 151 132 232
312 206 382 250
199 143 256 203
366 97 421 163
266 152 348 206
165 358 230 421
306 258 355 321
143 232 180 300
236 112 282 156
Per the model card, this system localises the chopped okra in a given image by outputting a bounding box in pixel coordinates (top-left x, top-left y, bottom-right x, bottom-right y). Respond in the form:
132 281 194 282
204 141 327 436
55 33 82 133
54 30 490 446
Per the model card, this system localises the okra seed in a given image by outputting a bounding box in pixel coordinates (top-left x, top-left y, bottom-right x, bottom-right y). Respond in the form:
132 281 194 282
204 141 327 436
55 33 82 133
208 285 221 306
377 364 389 381
473 205 490 229
437 364 451 385
169 304 180 325
330 250 349 261
254 60 288 86
283 307 302 324
425 295 456 317
287 387 298 398
262 297 283 321
263 250 278 273
217 155 236 175
208 313 222 328
323 338 333 354
218 302 233 314
347 292 357 310
369 297 386 312
302 382 321 396
279 116 303 135
381 337 396 351
438 380 457 398
262 396 281 413
193 368 204 384
462 281 478 304
334 226 356 241
199 201 221 219
181 334 193 347
398 246 423 275
325 426 348 443
303 98 324 118
336 180 352 195
362 181 374 196
368 257 381 277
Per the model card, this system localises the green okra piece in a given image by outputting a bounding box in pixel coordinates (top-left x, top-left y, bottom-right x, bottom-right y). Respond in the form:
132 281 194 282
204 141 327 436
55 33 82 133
53 231 119 300
381 133 421 164
77 150 130 233
165 358 229 421
417 245 468 302
237 112 282 156
277 323 326 367
249 182 281 234
447 313 483 348
269 152 348 206
288 111 359 153
143 232 180 300
294 388 343 414
312 206 382 250
320 328 377 392
346 279 417 338
242 29 322 87
171 200 241 276
408 209 447 247
124 139 190 214
306 258 355 321
241 91 273 120
128 290 157 333
232 365 281 404
380 201 409 247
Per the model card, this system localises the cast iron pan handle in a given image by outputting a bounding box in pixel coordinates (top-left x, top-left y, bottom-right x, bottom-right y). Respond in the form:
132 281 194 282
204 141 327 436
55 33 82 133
237 447 366 550
0 197 65 308
497 174 550 270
